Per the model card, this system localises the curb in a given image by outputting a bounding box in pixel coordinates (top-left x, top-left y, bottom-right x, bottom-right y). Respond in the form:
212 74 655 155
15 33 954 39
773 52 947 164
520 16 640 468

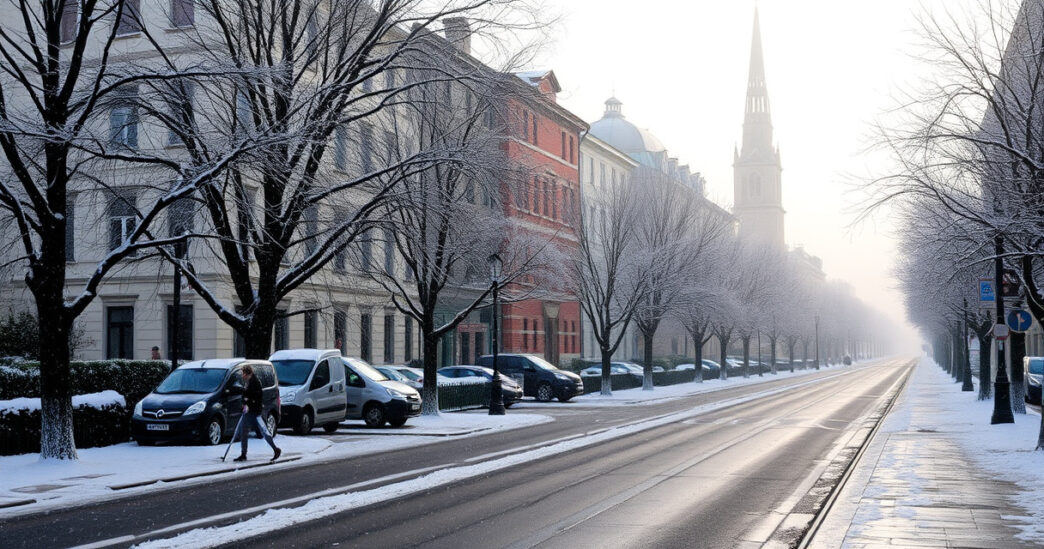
107 456 303 491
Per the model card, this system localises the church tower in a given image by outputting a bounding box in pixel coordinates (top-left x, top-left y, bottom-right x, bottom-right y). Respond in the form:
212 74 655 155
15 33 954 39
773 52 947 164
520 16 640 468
733 8 784 247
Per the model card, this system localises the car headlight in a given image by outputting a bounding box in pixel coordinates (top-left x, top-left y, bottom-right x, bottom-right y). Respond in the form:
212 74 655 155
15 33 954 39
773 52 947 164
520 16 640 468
554 373 570 381
184 400 207 416
282 390 296 402
133 400 143 416
386 387 409 399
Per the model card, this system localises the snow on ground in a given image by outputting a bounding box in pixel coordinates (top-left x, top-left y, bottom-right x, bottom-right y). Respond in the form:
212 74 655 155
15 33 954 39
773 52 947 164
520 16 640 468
875 355 1044 543
0 412 549 517
514 362 858 408
0 390 125 412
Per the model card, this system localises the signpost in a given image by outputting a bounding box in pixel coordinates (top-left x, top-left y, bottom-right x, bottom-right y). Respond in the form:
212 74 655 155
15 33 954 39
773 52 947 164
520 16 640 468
1007 309 1033 333
994 323 1010 341
979 278 996 305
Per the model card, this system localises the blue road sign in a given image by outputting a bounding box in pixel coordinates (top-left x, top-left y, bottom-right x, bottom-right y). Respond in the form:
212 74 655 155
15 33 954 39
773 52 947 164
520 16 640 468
980 280 996 302
1007 310 1033 333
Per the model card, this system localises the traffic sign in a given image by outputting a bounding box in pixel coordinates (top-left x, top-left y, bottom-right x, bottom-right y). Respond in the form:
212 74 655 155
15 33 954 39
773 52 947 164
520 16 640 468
1007 309 1033 333
994 323 1010 340
980 279 996 303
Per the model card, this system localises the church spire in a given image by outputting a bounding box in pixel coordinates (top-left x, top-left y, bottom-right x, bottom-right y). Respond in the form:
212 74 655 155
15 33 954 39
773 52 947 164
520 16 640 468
741 7 773 158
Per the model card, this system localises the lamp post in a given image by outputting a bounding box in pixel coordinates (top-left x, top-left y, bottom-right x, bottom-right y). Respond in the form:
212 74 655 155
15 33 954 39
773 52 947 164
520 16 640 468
170 241 187 372
991 235 1014 424
814 314 820 370
488 254 505 415
757 329 763 377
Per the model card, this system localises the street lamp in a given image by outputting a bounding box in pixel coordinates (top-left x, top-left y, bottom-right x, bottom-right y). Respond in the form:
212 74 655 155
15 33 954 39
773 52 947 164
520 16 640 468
814 314 820 370
487 253 505 415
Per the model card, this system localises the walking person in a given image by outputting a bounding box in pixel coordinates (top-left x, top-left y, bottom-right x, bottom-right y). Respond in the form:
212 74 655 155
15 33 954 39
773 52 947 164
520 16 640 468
231 365 281 462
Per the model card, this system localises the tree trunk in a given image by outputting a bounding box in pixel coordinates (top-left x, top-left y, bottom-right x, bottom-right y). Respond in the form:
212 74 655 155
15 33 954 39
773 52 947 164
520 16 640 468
978 334 992 401
741 336 750 379
642 330 654 391
1011 330 1026 414
802 340 808 371
421 335 439 415
788 340 796 373
770 337 778 375
242 316 275 360
600 341 613 396
693 331 704 383
36 290 76 460
719 335 730 380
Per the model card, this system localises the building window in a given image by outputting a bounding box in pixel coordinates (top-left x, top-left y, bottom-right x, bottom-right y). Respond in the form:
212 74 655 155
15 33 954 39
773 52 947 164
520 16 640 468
238 189 255 261
460 332 470 365
274 310 289 351
475 332 484 358
166 304 193 360
360 123 374 174
116 0 141 36
571 321 576 354
304 310 317 348
167 82 196 146
523 111 529 140
236 90 253 132
523 318 528 351
106 306 134 359
109 191 137 253
60 1 78 43
169 0 194 27
168 197 193 257
569 136 575 163
303 205 318 255
532 319 539 351
65 194 76 262
384 314 395 363
360 313 372 362
561 131 566 159
551 182 557 219
360 232 372 272
110 89 139 148
600 163 606 191
404 317 413 361
334 310 347 354
543 180 550 216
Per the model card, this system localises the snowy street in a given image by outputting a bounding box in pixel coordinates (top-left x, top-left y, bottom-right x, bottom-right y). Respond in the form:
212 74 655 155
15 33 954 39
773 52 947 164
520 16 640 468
0 359 906 548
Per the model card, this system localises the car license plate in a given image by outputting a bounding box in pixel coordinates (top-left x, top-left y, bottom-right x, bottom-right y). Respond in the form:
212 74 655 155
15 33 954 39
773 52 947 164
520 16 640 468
146 424 169 431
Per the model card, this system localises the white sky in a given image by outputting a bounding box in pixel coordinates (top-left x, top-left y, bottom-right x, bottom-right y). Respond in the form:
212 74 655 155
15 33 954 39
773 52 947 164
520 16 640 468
533 0 957 338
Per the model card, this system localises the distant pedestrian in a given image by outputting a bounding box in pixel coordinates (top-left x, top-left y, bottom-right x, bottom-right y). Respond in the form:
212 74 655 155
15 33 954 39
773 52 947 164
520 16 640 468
231 365 281 462
151 346 161 360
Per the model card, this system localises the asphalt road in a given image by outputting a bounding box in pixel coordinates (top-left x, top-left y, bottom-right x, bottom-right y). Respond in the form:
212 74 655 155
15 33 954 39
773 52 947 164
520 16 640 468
0 359 912 549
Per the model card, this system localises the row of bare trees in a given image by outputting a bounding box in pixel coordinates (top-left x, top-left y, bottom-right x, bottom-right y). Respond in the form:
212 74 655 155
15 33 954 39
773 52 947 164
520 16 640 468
866 0 1044 449
0 0 547 458
570 168 893 396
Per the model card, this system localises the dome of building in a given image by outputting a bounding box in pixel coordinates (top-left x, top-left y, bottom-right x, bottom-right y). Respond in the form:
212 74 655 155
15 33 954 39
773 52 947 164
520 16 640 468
588 97 667 169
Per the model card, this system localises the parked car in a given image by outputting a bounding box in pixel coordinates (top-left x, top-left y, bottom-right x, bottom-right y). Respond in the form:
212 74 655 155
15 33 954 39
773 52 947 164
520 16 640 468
132 359 280 446
343 358 422 427
1025 357 1043 404
375 366 412 384
579 362 643 379
269 349 348 435
438 365 524 407
476 354 583 402
391 366 453 390
676 360 721 378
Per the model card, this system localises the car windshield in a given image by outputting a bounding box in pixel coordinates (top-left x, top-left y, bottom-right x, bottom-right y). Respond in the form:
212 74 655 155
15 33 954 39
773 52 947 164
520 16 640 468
396 368 421 381
347 359 389 381
1030 359 1044 375
155 368 227 394
379 368 405 381
525 355 559 371
271 359 314 386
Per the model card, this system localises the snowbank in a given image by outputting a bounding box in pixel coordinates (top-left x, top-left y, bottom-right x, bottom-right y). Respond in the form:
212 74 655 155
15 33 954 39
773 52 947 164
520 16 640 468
0 390 125 413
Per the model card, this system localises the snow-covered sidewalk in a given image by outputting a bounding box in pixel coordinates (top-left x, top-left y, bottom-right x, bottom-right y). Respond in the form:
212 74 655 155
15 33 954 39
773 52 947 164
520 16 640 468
0 412 550 517
811 355 1044 548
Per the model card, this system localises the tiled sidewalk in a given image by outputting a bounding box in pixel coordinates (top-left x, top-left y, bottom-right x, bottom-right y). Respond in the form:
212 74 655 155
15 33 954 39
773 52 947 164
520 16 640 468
810 396 1037 548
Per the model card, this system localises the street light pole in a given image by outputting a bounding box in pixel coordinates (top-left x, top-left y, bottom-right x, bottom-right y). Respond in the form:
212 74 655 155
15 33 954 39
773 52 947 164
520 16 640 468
757 329 762 377
991 235 1014 424
488 254 505 416
962 298 974 392
814 314 820 370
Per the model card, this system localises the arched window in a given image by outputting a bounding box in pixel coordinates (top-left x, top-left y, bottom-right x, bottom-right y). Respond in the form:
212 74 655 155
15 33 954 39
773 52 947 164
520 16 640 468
748 173 762 198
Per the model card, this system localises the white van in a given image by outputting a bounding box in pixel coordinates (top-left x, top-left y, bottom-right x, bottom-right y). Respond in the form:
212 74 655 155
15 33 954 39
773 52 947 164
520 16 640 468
342 357 422 427
269 349 347 434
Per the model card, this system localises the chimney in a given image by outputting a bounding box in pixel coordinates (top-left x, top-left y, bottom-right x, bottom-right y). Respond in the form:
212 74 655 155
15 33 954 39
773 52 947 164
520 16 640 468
443 18 471 56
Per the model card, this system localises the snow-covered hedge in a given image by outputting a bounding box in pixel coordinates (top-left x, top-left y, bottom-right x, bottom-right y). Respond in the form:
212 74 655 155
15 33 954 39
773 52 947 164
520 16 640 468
0 391 129 456
438 381 491 412
0 359 169 406
581 370 696 394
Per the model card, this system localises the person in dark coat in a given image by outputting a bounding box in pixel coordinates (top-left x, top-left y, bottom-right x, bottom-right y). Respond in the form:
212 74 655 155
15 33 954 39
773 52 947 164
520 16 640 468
231 364 281 462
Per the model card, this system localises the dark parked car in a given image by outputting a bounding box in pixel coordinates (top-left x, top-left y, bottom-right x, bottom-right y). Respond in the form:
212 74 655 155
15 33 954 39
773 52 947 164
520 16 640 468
132 359 280 446
476 354 583 402
1025 357 1043 404
439 365 524 407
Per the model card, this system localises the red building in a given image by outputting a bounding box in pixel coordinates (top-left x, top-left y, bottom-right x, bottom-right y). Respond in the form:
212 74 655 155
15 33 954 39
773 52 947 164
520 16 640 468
497 70 587 367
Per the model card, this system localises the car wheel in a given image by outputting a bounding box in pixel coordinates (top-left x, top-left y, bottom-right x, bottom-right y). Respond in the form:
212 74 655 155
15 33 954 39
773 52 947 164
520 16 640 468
293 409 313 435
558 394 572 403
536 383 554 402
363 403 386 428
388 416 407 428
137 439 155 446
504 402 514 409
202 416 223 446
265 411 279 438
322 422 340 433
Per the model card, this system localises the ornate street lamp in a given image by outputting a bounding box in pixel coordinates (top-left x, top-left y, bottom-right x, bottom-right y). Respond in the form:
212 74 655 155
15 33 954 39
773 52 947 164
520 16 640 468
814 314 820 370
488 254 505 415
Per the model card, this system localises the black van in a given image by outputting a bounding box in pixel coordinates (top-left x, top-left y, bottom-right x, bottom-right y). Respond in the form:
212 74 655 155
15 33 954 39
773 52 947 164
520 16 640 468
476 354 583 402
132 359 281 446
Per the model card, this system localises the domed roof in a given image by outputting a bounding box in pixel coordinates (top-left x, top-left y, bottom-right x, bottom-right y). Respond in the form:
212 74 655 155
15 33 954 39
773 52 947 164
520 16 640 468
589 97 667 168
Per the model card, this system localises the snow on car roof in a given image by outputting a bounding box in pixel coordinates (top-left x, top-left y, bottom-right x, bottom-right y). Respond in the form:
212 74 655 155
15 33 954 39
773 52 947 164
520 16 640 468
178 358 253 370
268 349 341 361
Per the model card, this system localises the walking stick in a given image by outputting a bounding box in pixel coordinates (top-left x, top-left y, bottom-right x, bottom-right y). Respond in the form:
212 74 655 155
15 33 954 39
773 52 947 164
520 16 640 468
221 413 247 462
